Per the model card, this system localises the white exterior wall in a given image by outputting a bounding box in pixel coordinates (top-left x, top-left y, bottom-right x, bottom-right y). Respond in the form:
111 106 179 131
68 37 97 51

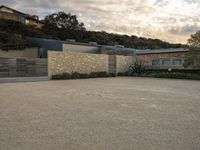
63 44 100 54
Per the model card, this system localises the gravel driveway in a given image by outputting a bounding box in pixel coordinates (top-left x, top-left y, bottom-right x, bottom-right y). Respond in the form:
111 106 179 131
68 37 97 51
0 77 200 150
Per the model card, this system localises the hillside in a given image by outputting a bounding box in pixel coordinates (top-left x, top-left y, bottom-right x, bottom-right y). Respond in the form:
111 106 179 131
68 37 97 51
0 18 187 50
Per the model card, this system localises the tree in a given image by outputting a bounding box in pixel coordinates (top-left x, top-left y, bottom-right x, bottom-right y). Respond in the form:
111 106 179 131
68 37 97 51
188 31 200 47
184 47 200 69
184 31 200 69
43 11 85 31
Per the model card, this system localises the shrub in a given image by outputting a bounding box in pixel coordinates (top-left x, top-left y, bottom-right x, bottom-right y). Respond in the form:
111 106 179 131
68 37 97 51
51 74 62 80
129 59 145 76
90 72 98 78
89 72 109 78
117 72 125 76
8 33 25 44
62 73 71 79
109 73 116 77
154 72 200 80
79 73 89 79
71 72 80 79
96 72 110 77
117 71 131 76
51 72 111 80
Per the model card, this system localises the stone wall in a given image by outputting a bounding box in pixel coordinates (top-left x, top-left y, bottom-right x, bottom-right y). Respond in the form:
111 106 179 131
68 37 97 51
48 51 108 77
116 55 136 73
0 48 38 58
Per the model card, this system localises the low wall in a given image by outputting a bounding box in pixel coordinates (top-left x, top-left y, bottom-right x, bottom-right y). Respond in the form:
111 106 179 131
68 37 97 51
48 51 138 78
116 55 135 73
48 51 108 77
0 48 38 58
0 57 47 77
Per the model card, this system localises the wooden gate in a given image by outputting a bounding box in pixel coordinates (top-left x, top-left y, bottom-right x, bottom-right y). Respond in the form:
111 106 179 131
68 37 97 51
108 55 117 76
0 57 47 77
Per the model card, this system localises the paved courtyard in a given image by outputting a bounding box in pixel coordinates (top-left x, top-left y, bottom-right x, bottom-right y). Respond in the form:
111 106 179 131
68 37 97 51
0 77 200 150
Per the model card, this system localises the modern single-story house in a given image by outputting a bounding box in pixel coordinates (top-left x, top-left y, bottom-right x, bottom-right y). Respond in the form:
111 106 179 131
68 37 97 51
26 37 101 58
135 48 188 69
0 5 44 28
26 37 189 69
100 45 188 69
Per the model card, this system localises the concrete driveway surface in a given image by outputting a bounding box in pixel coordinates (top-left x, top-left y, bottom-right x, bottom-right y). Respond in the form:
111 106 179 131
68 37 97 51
0 77 200 150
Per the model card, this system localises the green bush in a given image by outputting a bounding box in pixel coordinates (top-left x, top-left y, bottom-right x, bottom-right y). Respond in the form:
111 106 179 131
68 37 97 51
62 73 71 79
154 72 200 80
51 74 63 80
51 72 111 80
79 73 90 79
117 71 131 76
89 72 109 78
129 59 145 76
71 72 80 79
109 73 116 77
97 72 110 77
90 72 98 78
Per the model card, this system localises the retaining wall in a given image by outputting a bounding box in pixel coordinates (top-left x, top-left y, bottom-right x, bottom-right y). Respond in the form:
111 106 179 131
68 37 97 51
48 51 138 78
116 55 135 73
48 51 108 77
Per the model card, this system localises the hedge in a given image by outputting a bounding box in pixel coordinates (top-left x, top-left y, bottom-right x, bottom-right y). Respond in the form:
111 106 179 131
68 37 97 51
51 72 116 80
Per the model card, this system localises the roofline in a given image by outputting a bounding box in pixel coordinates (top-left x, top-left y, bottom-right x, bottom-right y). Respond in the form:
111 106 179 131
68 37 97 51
136 49 189 55
64 41 100 47
0 5 44 24
0 5 27 16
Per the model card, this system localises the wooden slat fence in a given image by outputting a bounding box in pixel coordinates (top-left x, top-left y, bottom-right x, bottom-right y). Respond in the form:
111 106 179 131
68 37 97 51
0 57 47 77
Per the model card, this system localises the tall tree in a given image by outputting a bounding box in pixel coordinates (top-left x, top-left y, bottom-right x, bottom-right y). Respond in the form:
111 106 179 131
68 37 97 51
40 11 187 48
184 31 200 69
188 31 200 47
43 11 85 31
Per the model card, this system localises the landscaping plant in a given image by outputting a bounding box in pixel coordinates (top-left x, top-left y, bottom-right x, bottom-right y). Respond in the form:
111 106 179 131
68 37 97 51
51 72 111 80
129 59 145 76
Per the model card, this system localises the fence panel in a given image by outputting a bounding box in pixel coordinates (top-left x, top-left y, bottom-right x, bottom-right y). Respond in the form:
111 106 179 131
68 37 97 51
0 57 47 77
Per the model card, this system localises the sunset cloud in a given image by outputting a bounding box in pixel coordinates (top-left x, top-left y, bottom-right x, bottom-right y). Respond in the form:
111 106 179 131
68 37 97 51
2 0 200 43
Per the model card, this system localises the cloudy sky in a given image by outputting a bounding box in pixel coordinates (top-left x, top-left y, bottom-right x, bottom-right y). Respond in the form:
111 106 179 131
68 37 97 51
2 0 200 43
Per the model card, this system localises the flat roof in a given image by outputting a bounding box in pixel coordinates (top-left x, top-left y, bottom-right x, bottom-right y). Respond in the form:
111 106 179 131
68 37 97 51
101 45 189 54
135 48 189 55
27 37 189 54
65 41 100 47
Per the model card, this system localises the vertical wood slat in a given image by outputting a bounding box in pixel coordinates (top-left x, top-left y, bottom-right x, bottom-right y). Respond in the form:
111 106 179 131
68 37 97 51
0 57 47 77
108 55 117 75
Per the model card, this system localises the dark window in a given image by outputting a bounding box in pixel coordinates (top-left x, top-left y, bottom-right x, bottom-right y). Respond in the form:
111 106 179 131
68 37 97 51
162 59 171 66
152 59 160 66
173 59 183 66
